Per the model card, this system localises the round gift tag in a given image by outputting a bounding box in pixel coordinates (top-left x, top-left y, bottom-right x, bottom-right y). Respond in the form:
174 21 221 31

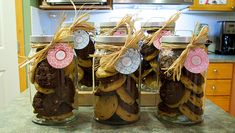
47 43 74 69
115 48 141 75
153 30 172 49
113 29 127 36
184 48 209 74
73 30 90 50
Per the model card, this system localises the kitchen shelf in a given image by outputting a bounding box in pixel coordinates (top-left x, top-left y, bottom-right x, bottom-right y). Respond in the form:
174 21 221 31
39 0 113 10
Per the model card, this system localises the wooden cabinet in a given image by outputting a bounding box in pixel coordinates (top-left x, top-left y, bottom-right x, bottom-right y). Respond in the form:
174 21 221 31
190 0 235 11
206 63 233 112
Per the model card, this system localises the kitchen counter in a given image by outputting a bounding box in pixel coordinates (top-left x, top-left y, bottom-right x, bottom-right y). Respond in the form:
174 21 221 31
0 92 235 133
209 53 235 62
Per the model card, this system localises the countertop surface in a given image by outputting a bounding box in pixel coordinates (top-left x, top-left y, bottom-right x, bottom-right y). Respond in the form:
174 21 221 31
209 53 235 63
0 92 235 133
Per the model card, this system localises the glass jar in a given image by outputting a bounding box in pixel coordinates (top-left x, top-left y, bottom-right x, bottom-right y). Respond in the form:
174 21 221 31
99 22 128 36
93 36 141 125
30 35 78 125
62 21 95 91
157 35 207 125
139 22 175 92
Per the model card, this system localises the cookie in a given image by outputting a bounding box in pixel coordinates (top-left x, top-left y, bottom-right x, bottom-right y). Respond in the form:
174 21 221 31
160 80 186 106
182 67 205 86
118 98 139 114
94 88 116 96
97 74 121 84
57 77 75 104
158 102 179 117
33 92 73 117
35 59 59 89
80 67 93 87
34 82 55 94
184 101 203 115
77 65 84 81
125 76 139 100
75 39 95 60
116 86 135 105
140 44 156 57
180 75 204 94
179 104 203 122
99 76 126 92
144 71 159 90
189 93 203 108
167 89 191 108
96 67 117 79
144 50 159 61
94 95 118 120
77 57 92 68
116 105 139 122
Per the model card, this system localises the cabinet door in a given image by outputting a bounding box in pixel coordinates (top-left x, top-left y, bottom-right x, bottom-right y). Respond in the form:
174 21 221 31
190 0 235 11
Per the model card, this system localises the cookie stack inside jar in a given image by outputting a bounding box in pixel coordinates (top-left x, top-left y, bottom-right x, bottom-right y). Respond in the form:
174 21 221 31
139 19 175 92
30 35 78 125
157 26 209 124
93 16 144 125
62 21 96 91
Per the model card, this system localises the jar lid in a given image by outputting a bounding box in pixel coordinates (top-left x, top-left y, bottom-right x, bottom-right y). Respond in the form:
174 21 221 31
141 22 175 28
95 36 126 43
161 36 192 44
62 21 95 27
30 35 73 43
100 22 119 28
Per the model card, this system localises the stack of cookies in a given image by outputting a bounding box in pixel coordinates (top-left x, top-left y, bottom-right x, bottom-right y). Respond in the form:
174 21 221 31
158 67 205 123
94 67 140 124
139 44 160 91
75 34 95 89
32 59 76 121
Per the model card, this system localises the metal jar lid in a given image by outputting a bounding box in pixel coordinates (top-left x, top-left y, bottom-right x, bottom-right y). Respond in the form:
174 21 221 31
141 22 175 28
161 35 192 44
100 22 119 28
95 35 126 43
30 35 73 43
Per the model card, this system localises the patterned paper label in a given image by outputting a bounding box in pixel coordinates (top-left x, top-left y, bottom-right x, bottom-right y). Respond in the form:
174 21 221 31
113 29 127 36
73 30 90 49
47 43 74 69
153 30 172 49
115 48 141 75
184 48 209 73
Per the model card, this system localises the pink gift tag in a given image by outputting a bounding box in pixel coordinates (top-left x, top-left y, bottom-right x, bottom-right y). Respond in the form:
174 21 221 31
47 43 74 69
184 48 209 74
153 30 172 49
113 29 127 36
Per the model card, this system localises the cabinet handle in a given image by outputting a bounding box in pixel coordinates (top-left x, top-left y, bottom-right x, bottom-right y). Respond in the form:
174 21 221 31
212 85 216 90
213 69 218 73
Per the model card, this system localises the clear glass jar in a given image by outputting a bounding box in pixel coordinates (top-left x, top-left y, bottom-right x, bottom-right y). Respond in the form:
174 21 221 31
157 35 206 125
99 22 128 36
140 22 175 92
30 35 78 125
93 36 141 125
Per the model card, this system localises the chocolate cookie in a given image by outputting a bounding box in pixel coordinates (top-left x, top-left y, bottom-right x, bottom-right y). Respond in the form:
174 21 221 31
118 98 139 114
35 59 59 89
75 38 95 60
182 67 205 86
160 80 186 105
158 102 179 116
180 75 204 94
179 103 203 122
33 92 73 117
57 77 75 104
140 44 157 57
116 105 139 122
79 67 93 87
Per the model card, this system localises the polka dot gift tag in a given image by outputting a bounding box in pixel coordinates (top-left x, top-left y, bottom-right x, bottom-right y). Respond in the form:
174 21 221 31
73 30 90 50
184 48 209 74
115 48 141 75
153 30 172 50
47 43 74 69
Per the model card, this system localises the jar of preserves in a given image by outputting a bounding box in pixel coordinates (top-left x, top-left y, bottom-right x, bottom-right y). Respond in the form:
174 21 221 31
30 35 78 125
139 21 175 92
157 26 209 124
93 33 143 125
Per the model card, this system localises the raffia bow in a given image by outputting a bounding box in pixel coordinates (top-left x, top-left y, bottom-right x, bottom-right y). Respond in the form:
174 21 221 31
19 13 94 69
164 26 209 81
92 19 144 73
145 12 181 45
101 15 136 36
